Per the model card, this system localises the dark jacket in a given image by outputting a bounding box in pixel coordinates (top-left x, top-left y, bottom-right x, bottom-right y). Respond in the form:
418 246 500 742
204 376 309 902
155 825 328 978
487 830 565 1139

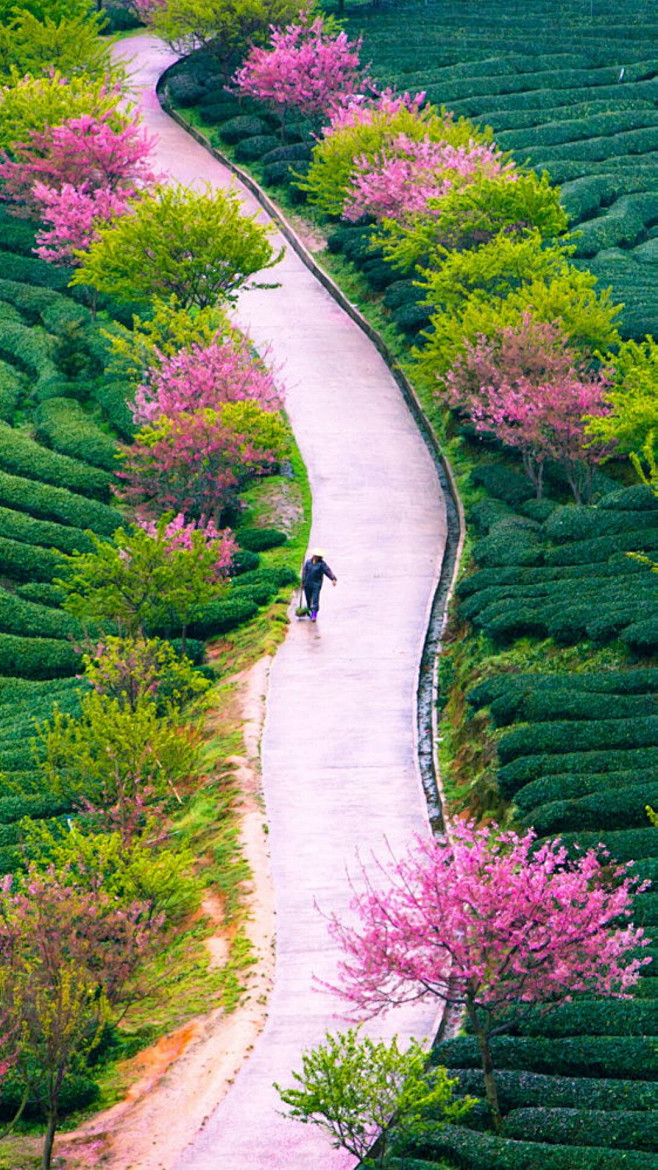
302 558 336 589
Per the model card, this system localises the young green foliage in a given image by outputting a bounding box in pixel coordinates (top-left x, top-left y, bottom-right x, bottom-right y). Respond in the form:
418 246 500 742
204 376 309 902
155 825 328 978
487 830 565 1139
276 1028 472 1168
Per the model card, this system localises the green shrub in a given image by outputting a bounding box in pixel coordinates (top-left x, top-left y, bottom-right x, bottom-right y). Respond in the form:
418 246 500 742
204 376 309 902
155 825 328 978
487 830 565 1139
0 536 63 582
229 549 260 575
198 98 242 124
599 486 657 511
260 143 312 165
33 398 119 472
400 1126 658 1170
0 469 120 534
521 783 657 834
0 633 81 678
237 526 287 552
167 75 206 107
0 423 112 501
390 301 432 334
545 531 658 566
434 1034 658 1080
234 134 279 161
498 748 658 797
0 505 93 556
502 1107 658 1152
383 280 425 311
497 717 658 764
0 590 83 640
472 521 545 568
218 115 269 144
261 160 298 186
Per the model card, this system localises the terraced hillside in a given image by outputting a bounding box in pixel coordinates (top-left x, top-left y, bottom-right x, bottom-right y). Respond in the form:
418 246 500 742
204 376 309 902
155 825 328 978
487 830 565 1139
343 0 658 338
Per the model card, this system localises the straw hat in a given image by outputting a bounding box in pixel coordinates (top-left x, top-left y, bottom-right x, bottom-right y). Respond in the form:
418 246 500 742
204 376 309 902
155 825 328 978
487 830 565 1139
310 547 326 558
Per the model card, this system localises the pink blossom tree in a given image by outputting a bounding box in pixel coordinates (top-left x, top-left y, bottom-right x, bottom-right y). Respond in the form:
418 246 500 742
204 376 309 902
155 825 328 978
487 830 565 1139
444 315 613 501
118 404 286 525
0 110 157 266
328 821 649 1134
33 182 132 263
131 335 283 427
0 111 157 215
343 133 515 223
234 15 367 135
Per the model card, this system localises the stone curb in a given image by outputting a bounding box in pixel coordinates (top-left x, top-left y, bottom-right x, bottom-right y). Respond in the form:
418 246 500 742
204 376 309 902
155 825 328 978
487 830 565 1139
156 72 466 836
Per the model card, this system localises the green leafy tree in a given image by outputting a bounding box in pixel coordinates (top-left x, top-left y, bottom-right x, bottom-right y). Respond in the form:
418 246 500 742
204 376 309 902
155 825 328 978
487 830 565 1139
0 10 113 84
145 0 303 78
585 336 658 460
415 231 620 383
72 183 281 307
0 70 126 153
0 865 163 1170
36 690 201 841
82 635 210 714
276 1028 472 1168
378 171 568 274
56 517 229 645
24 821 201 926
0 0 95 18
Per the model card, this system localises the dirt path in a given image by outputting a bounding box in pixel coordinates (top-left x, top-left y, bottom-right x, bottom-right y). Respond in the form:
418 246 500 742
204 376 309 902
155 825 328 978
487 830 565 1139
75 33 449 1170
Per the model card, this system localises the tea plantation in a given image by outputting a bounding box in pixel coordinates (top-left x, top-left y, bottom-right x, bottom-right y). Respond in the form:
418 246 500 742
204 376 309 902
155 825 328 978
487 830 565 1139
341 0 658 340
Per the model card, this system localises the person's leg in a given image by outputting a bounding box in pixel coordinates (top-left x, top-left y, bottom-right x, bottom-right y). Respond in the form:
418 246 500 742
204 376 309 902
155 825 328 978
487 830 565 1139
308 584 320 619
304 585 314 611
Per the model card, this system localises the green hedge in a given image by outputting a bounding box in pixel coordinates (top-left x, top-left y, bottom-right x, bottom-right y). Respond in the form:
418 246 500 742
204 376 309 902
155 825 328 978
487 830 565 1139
499 746 658 797
0 360 22 423
0 505 93 556
433 1035 658 1080
0 252 70 291
33 398 119 472
90 378 136 442
0 590 83 641
0 536 63 583
186 595 259 639
502 1108 658 1152
0 1072 99 1122
0 633 81 679
0 793 70 823
520 783 656 834
0 469 121 534
549 828 658 864
514 769 655 814
507 999 657 1039
398 1126 658 1170
497 717 658 764
469 669 658 712
260 143 312 166
0 423 112 501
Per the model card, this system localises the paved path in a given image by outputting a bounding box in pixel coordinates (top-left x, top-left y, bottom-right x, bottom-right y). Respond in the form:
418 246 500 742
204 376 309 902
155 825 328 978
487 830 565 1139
116 35 448 1170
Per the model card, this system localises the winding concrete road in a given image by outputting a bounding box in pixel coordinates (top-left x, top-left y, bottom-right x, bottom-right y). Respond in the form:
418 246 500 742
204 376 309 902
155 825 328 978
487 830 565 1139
116 35 447 1169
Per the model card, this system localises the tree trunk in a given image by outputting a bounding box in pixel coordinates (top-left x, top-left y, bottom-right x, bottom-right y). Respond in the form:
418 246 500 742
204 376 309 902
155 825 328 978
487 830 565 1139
41 1109 57 1170
466 1004 503 1135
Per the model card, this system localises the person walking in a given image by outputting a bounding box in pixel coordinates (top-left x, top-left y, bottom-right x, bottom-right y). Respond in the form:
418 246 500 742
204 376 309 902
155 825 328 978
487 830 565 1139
301 548 337 622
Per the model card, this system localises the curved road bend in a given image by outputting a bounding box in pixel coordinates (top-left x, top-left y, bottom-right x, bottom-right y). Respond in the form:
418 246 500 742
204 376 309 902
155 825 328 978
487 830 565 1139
114 35 448 1170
